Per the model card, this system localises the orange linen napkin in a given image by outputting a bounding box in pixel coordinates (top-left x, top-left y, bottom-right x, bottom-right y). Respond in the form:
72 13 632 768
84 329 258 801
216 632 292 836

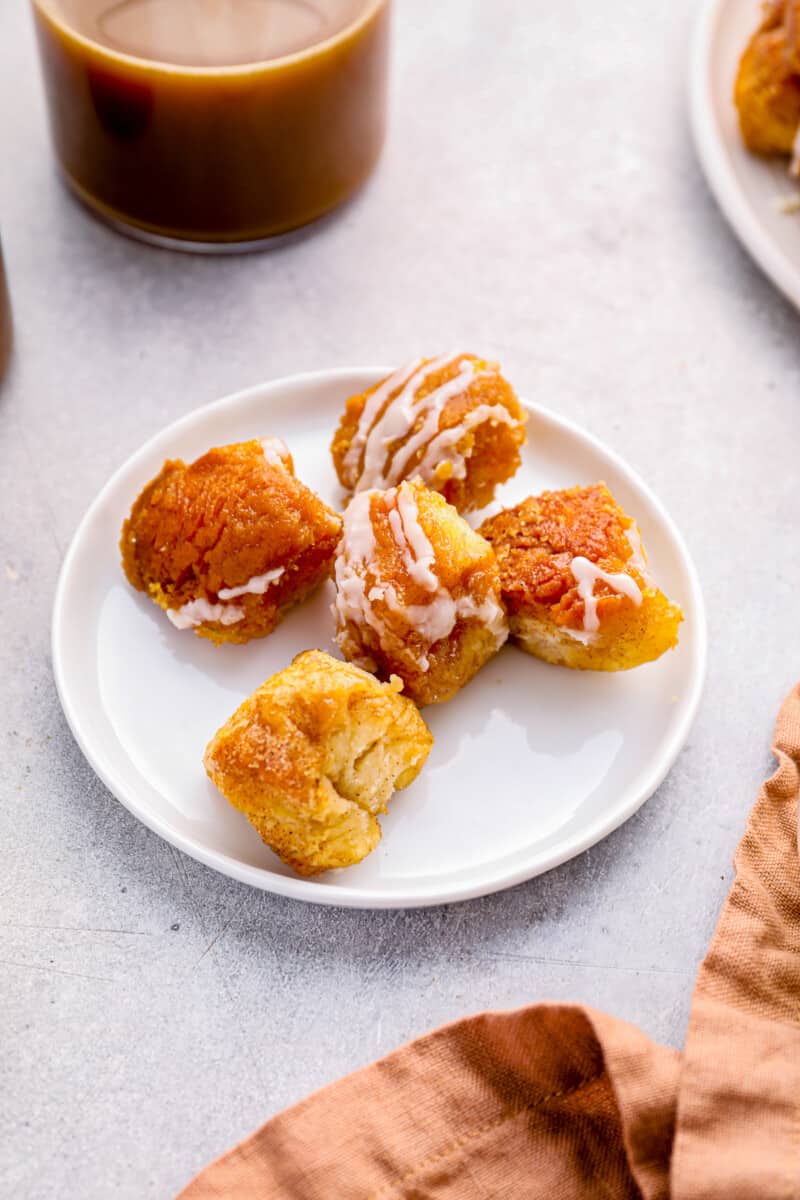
179 685 800 1199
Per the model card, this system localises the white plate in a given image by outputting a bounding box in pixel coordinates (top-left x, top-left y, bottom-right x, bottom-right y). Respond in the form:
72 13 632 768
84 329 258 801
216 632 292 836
52 369 706 909
691 0 800 310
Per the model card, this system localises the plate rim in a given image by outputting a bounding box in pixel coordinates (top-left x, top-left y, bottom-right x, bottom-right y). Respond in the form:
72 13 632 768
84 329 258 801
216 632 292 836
689 0 800 311
52 367 708 910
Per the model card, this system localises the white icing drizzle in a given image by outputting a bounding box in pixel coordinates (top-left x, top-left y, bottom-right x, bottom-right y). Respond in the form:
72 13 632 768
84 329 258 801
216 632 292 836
393 483 438 589
167 597 245 630
451 592 508 646
356 353 464 490
570 556 642 635
218 566 285 600
414 404 516 484
342 359 424 480
333 482 508 673
260 436 290 469
167 565 285 629
382 359 477 487
332 490 391 669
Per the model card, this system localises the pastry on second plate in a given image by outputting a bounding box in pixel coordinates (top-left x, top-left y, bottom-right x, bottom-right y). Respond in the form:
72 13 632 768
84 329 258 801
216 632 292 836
479 483 682 671
735 1 800 165
333 478 508 706
120 437 341 644
204 650 433 877
331 353 527 513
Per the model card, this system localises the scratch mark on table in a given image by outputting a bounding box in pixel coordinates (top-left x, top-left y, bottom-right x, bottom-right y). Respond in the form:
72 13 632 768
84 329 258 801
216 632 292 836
485 952 692 978
0 958 116 985
0 922 152 936
194 901 245 967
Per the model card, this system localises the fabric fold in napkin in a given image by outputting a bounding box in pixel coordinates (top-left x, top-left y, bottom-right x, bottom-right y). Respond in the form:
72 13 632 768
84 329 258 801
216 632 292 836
180 685 800 1199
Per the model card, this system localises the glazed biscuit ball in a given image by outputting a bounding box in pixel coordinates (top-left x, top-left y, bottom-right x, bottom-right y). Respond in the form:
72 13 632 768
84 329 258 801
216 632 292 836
204 651 433 876
735 2 800 157
479 484 682 672
120 438 341 645
333 479 508 706
331 353 527 514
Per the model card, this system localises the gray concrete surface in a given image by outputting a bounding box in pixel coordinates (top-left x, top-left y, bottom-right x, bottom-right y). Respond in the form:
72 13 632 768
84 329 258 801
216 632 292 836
2 1 799 1196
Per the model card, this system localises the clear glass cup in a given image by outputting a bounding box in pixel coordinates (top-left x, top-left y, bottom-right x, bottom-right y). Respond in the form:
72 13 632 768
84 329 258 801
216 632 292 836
30 0 391 251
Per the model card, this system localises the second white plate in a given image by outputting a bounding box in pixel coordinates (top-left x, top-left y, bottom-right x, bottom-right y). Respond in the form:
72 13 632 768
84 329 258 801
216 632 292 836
52 368 706 908
691 0 800 310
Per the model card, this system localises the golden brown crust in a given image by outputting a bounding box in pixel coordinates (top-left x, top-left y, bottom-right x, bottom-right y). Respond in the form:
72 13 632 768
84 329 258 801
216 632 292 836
120 439 341 644
479 484 683 672
330 355 527 513
333 480 508 705
480 485 637 631
735 3 800 157
786 1 800 71
204 650 434 876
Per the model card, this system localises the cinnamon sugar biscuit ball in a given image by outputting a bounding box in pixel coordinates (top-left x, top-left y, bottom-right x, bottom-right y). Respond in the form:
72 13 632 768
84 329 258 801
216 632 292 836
331 353 527 514
333 478 508 706
479 484 682 672
204 651 433 877
735 1 800 158
120 438 341 645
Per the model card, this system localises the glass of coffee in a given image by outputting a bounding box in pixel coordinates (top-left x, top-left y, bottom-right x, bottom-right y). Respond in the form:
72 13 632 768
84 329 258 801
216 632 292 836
31 0 391 250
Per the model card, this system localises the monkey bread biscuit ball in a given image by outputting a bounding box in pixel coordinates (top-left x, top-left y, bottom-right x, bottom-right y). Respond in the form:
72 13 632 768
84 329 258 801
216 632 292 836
734 1 800 159
204 651 433 877
479 483 683 672
120 438 341 644
331 353 527 513
333 479 508 706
